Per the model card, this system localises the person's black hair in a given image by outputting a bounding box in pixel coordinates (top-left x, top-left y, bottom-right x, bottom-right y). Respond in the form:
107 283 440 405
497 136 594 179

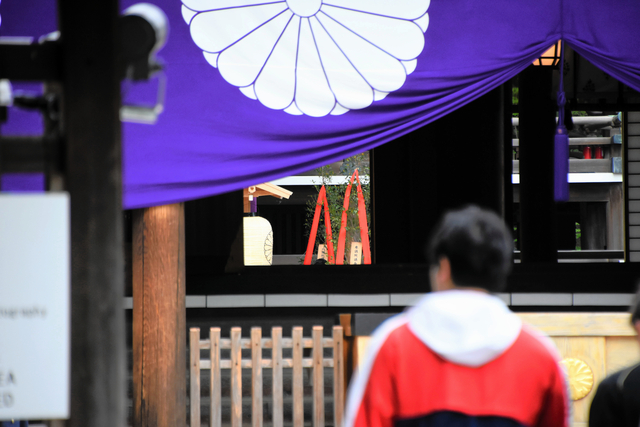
630 283 640 325
426 205 514 292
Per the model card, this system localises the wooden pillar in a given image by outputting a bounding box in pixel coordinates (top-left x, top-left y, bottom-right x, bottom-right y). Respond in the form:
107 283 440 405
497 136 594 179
133 204 187 427
58 0 126 426
519 66 557 262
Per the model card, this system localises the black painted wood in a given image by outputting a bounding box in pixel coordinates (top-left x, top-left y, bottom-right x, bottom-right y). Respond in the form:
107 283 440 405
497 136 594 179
0 41 62 80
58 1 127 426
513 159 612 173
519 66 558 263
183 261 638 295
371 85 505 264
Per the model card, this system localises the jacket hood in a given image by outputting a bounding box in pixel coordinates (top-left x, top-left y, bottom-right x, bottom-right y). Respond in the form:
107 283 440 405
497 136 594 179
407 290 521 367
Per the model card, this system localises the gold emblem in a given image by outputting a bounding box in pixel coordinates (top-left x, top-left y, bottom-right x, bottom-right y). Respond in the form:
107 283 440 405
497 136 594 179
560 358 594 400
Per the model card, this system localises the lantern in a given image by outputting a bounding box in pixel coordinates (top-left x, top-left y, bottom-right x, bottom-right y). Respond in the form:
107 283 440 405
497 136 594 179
533 41 562 67
243 215 273 266
242 182 292 266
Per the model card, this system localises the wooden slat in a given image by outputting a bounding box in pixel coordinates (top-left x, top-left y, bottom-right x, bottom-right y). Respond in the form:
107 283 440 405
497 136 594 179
284 338 331 348
292 327 304 427
517 313 635 336
208 358 333 370
313 326 325 427
339 314 353 399
216 339 250 350
272 327 284 427
209 337 334 350
190 328 201 427
210 328 221 427
332 326 344 427
252 328 263 427
339 314 352 337
231 327 242 427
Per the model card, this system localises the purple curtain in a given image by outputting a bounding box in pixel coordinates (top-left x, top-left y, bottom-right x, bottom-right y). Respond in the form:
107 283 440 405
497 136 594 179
1 0 639 208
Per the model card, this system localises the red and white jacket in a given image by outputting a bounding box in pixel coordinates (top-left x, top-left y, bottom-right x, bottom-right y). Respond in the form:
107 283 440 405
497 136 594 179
344 290 570 427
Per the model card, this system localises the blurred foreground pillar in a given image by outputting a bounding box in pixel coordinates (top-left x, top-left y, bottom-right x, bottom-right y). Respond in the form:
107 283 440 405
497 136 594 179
59 0 126 426
133 204 187 427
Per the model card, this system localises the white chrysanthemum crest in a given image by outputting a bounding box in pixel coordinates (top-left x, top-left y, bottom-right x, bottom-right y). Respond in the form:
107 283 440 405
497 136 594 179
183 0 430 117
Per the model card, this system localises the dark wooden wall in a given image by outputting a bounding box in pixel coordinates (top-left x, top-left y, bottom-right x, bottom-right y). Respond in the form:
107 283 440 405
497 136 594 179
372 86 506 264
184 190 244 290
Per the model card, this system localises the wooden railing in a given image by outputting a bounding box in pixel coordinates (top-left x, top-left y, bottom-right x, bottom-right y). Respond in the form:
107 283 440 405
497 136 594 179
511 114 623 175
189 326 344 427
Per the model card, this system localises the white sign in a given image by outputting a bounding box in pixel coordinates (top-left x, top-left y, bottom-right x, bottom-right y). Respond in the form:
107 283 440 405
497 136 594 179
0 194 70 419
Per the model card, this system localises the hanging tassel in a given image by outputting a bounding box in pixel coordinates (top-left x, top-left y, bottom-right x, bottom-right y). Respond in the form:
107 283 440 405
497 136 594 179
554 121 569 202
554 40 569 202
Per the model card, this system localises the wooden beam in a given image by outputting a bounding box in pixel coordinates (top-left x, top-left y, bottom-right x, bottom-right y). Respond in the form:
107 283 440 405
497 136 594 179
133 204 187 427
0 41 62 81
182 260 639 294
513 159 612 174
514 183 621 203
243 183 293 213
58 0 126 426
0 136 60 173
255 183 293 199
512 137 615 147
512 116 616 127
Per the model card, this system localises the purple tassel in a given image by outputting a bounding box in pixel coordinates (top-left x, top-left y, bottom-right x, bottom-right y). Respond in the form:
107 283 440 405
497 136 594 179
554 40 569 202
554 124 569 202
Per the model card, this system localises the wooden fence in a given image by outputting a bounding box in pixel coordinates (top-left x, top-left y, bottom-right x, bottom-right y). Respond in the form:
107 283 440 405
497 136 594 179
189 326 344 427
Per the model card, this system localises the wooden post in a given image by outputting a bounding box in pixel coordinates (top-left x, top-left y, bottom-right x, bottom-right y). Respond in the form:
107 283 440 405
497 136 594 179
312 326 324 427
272 327 284 427
332 326 344 427
190 328 202 427
231 327 243 427
292 327 304 427
58 0 126 426
251 327 263 427
133 204 187 427
339 314 355 391
211 328 222 427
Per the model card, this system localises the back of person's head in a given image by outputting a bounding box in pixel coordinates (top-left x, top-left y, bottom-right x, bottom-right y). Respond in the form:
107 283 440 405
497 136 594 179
426 205 514 292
